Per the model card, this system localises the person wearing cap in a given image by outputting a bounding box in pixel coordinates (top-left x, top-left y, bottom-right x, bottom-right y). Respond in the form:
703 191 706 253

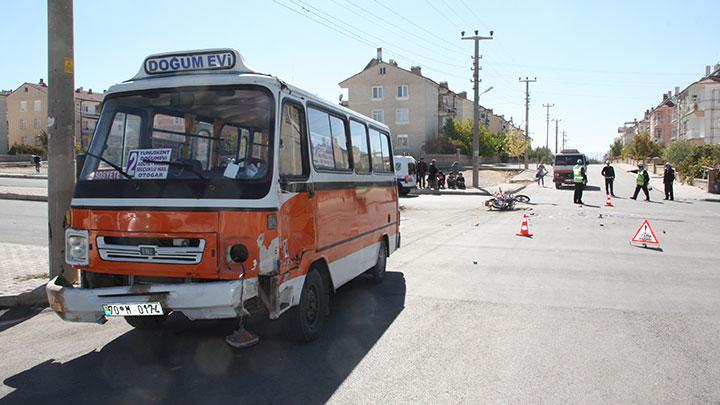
572 158 587 204
416 157 428 189
428 159 438 189
601 160 616 196
630 162 651 201
663 163 675 200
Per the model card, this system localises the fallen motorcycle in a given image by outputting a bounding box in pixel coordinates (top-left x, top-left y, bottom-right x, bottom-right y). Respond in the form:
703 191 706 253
484 189 530 211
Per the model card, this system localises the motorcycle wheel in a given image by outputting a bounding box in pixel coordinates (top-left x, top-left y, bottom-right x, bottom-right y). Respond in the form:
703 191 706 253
515 195 530 203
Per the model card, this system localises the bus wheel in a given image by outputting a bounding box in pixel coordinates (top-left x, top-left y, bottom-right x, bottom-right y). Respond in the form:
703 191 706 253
369 241 387 285
124 315 167 330
292 270 327 342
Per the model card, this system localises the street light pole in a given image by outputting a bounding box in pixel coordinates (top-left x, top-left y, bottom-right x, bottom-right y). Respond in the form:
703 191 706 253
462 30 493 188
519 77 536 169
47 0 76 282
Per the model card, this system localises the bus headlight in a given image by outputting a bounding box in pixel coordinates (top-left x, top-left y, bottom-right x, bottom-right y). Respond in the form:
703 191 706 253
65 229 89 265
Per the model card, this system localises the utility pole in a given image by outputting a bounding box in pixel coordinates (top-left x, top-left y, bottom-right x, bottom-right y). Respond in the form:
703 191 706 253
462 30 493 188
542 103 554 150
48 0 76 282
552 118 561 154
562 130 567 149
519 77 536 169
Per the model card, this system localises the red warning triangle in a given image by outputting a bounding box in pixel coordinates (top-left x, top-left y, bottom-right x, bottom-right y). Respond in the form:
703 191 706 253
630 220 660 246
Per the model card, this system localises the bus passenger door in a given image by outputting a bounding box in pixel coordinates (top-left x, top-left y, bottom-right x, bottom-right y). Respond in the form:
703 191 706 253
277 99 315 278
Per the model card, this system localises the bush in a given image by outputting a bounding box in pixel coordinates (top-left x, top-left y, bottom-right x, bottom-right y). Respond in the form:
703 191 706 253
676 144 720 182
663 140 692 165
8 144 45 157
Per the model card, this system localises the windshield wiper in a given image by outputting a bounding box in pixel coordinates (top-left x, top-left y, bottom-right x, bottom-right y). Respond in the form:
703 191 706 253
143 159 206 180
84 151 134 180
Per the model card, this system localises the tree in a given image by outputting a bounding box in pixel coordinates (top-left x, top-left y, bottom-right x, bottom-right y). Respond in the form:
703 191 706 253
532 146 554 163
504 127 530 168
622 132 663 160
608 137 623 159
663 139 692 165
442 118 473 154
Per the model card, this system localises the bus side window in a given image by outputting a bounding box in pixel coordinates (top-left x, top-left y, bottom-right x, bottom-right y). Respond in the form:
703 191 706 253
279 103 308 177
350 120 371 173
369 128 384 172
380 131 392 172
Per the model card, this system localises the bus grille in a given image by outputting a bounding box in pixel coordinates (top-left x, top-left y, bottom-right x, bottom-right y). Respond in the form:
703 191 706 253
96 237 206 265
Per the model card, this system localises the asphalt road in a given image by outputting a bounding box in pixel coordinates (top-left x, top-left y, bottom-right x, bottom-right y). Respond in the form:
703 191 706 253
1 165 720 403
0 177 48 189
0 200 47 246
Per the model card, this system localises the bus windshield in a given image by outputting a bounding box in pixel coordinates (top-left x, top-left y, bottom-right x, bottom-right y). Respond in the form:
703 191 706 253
81 86 274 183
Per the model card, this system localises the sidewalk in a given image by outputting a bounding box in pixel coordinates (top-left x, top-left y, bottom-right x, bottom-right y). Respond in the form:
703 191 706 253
616 163 717 201
0 186 48 202
413 169 535 196
0 242 49 307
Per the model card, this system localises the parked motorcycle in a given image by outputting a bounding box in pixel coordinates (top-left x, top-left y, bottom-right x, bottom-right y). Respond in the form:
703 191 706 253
484 189 530 211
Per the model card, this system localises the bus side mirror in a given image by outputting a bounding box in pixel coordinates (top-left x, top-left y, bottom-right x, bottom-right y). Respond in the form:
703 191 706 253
75 153 87 181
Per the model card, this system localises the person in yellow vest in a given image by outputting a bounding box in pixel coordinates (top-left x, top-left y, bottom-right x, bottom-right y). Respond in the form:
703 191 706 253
572 159 587 204
630 162 651 201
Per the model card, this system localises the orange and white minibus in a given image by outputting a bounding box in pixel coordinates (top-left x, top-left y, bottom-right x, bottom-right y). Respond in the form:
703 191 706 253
46 49 400 346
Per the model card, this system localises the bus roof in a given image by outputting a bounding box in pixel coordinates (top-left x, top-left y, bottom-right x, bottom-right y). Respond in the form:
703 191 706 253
107 48 389 132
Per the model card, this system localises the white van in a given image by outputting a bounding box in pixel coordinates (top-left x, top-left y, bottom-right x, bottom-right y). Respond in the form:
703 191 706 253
394 155 417 195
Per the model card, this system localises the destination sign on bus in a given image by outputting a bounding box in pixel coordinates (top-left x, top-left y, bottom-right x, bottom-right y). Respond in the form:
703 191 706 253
144 51 236 75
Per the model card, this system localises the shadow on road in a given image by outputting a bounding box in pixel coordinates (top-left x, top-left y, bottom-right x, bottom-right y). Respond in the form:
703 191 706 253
0 305 45 333
3 272 406 404
399 194 419 199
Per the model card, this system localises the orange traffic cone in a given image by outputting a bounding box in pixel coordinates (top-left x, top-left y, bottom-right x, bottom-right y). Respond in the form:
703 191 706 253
605 196 614 207
516 213 533 237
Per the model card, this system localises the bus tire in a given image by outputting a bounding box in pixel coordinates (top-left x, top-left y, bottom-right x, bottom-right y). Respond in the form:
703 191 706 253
291 269 327 342
124 315 167 330
369 241 387 285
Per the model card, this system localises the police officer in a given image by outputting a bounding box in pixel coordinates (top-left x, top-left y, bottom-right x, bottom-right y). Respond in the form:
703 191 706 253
630 162 651 201
573 159 587 204
601 160 615 196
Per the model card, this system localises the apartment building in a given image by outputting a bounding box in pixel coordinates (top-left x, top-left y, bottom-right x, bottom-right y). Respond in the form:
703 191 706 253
674 64 720 145
649 92 675 146
0 90 10 154
6 80 104 150
340 48 477 156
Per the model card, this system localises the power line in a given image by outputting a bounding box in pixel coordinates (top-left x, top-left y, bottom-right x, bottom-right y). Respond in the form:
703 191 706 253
290 0 468 69
371 0 466 53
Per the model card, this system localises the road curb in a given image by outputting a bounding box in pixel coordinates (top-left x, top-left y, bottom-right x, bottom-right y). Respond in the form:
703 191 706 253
0 192 48 202
0 173 48 180
410 182 529 197
0 285 49 308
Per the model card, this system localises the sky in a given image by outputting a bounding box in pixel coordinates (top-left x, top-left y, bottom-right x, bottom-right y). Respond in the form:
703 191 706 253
2 0 719 159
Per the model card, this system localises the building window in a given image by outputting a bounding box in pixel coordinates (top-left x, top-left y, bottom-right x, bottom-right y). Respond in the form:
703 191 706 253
397 134 409 147
395 108 409 124
379 67 386 75
657 128 663 138
396 85 408 99
34 118 41 129
21 136 27 144
20 101 27 112
371 109 384 123
442 95 448 106
34 100 41 112
371 86 383 100
20 119 27 129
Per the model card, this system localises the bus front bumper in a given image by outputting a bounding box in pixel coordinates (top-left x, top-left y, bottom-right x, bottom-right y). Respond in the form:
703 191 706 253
46 276 255 324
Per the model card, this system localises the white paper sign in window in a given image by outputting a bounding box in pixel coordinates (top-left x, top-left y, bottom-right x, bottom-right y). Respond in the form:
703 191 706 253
126 148 172 179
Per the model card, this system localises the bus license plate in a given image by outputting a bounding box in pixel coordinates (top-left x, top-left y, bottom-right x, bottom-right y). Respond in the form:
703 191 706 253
102 302 163 317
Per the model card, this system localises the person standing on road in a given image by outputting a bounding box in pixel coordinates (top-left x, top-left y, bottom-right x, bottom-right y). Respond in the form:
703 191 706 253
573 159 587 205
663 163 675 201
416 157 428 189
536 161 548 187
428 159 438 190
630 162 651 201
601 160 615 196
